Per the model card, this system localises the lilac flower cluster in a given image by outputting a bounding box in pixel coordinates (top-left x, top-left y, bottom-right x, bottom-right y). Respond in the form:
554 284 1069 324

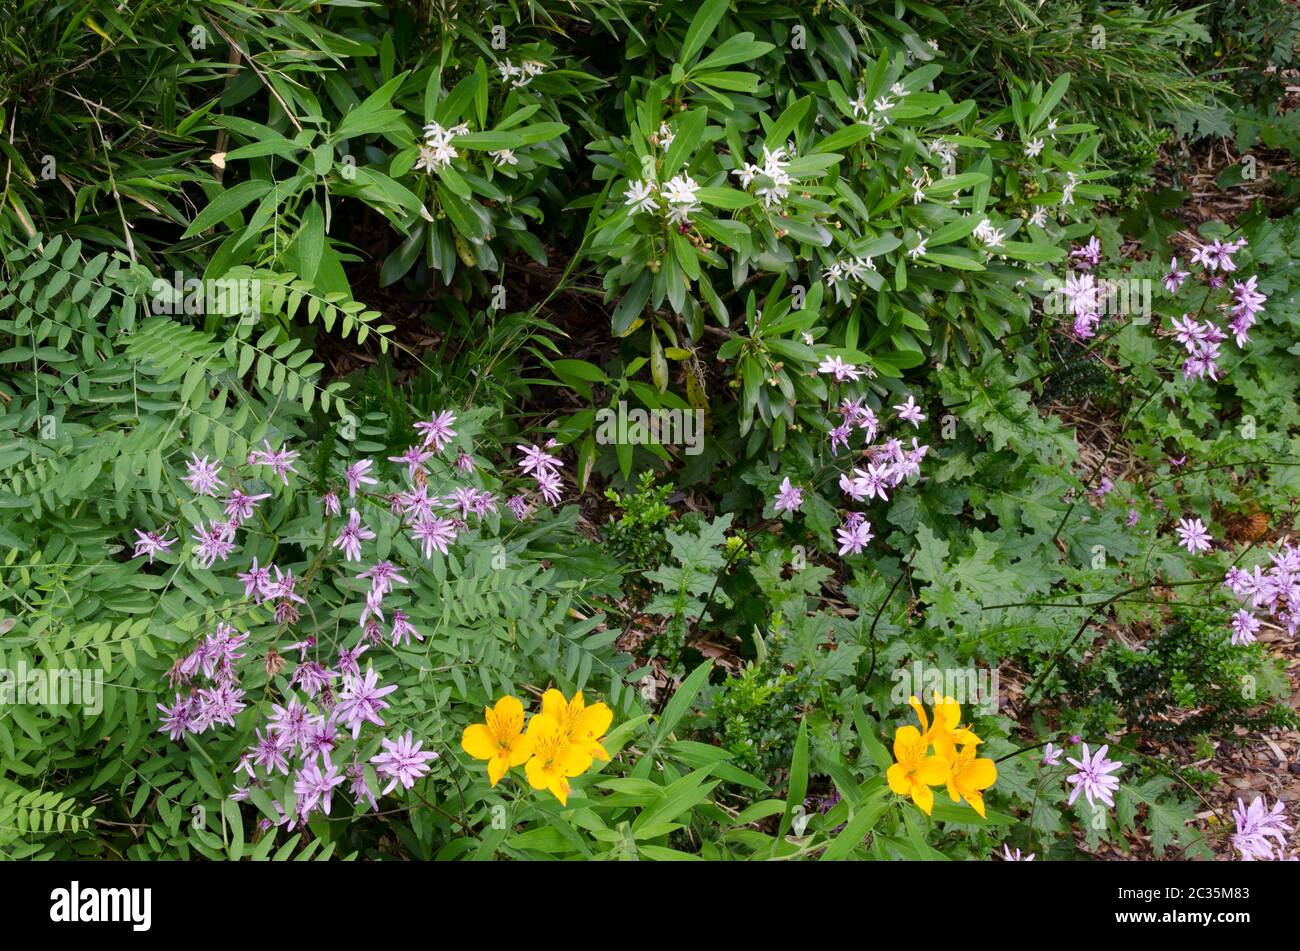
516 439 564 506
771 371 930 559
1060 238 1105 339
148 408 565 833
1223 540 1300 645
1166 238 1266 381
157 622 251 739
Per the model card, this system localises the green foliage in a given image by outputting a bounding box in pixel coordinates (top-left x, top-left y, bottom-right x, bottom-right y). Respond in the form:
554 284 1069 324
602 470 675 571
1059 613 1298 743
2 0 1295 866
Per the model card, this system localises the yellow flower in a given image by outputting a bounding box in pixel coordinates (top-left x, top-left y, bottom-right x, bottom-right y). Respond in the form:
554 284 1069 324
523 713 593 805
540 688 613 761
886 724 951 815
909 693 981 758
460 695 534 786
945 744 998 817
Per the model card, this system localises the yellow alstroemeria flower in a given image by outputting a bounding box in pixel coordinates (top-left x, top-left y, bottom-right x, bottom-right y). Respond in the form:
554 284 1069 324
886 724 951 815
541 688 614 762
523 713 593 805
945 744 998 817
909 693 981 758
460 695 534 786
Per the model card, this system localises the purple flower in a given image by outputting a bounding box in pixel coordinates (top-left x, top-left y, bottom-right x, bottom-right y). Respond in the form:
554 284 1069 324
840 398 879 440
133 529 177 564
292 661 338 699
892 439 928 482
1163 257 1189 293
850 462 892 502
183 454 225 497
358 561 408 598
1175 517 1213 554
506 494 532 521
348 761 378 812
1041 742 1063 766
1000 844 1035 861
371 731 440 794
1126 507 1140 528
414 410 458 453
157 693 197 740
195 682 246 730
390 610 422 647
1064 743 1123 809
1182 339 1222 381
268 697 313 748
336 642 369 679
817 355 862 382
1061 271 1099 316
1230 609 1260 646
323 491 341 517
892 394 926 428
410 513 458 558
773 477 803 514
335 668 398 738
300 715 339 764
1073 310 1101 340
835 516 874 556
517 443 563 479
237 557 272 602
247 440 300 485
191 519 237 569
266 566 306 604
1070 236 1101 271
241 727 293 777
444 486 483 519
397 484 438 521
534 468 564 506
203 623 247 677
828 423 853 454
1232 796 1292 861
332 509 376 562
224 488 270 524
1170 313 1206 348
1228 275 1266 347
294 761 346 816
344 459 379 499
388 445 434 480
358 587 385 629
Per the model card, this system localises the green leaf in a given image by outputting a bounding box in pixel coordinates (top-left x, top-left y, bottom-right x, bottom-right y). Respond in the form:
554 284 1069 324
679 0 729 65
182 181 273 238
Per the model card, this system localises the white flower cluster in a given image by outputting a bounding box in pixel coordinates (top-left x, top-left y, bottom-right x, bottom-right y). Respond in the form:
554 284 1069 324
822 255 876 289
416 121 469 173
851 86 901 141
1062 170 1080 206
930 138 957 176
732 144 795 209
623 174 700 224
498 59 545 88
972 217 1006 250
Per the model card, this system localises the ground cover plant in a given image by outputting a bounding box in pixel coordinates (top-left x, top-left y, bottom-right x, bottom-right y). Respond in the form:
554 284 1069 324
0 0 1297 865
